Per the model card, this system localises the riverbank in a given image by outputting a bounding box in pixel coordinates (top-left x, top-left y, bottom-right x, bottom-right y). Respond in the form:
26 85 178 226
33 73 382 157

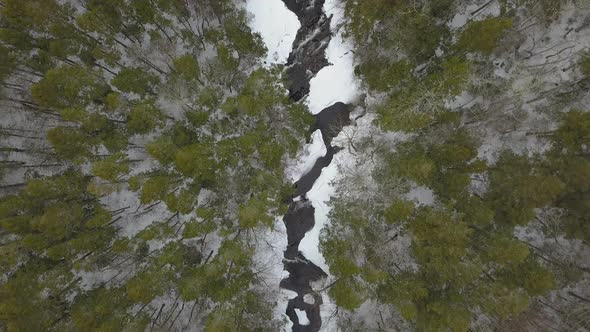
247 0 360 330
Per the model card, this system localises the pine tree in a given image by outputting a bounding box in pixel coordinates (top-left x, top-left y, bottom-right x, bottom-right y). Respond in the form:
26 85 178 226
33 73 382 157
456 17 513 55
112 67 160 95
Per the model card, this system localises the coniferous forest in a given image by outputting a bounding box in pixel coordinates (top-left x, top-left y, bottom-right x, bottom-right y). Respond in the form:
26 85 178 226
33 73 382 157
0 0 589 331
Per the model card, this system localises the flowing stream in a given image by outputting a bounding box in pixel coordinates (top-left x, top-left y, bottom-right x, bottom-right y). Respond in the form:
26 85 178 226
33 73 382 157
247 0 360 330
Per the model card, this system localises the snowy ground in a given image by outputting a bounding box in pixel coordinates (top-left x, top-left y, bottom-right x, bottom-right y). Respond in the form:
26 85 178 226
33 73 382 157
252 216 297 331
245 1 300 330
286 129 327 183
245 0 299 65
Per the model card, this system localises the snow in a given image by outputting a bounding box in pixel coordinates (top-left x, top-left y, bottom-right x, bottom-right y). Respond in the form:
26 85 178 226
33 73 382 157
298 0 361 271
407 186 435 206
470 1 590 164
295 1 363 330
286 129 327 183
294 309 310 326
247 0 363 329
245 0 300 65
251 217 295 328
449 1 502 29
306 0 361 114
303 294 315 304
301 165 337 273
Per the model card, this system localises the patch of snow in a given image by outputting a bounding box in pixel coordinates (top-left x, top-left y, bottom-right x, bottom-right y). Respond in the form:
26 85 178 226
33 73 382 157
446 91 478 110
245 0 300 65
407 186 435 206
301 158 337 272
306 0 361 114
450 1 502 29
450 13 469 29
294 309 310 326
493 60 510 78
286 129 327 183
303 294 315 304
251 216 295 328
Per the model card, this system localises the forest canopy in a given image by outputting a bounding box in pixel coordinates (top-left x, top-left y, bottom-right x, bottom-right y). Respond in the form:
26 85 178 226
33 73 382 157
0 0 311 330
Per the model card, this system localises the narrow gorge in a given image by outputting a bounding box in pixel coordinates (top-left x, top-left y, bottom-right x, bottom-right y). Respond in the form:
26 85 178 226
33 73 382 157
277 1 357 330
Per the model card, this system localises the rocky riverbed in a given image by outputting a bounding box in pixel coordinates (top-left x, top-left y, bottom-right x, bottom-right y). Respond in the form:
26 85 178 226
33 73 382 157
282 0 332 101
279 1 353 330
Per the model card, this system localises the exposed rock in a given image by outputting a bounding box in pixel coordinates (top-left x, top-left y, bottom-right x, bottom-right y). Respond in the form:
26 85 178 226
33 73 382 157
282 0 332 101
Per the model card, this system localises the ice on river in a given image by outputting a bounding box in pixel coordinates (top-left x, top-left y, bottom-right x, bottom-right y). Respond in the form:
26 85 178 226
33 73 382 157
306 0 360 114
294 309 310 326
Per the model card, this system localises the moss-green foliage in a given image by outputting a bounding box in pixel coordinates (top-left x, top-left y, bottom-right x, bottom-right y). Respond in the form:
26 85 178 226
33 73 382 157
487 151 564 225
125 270 170 304
329 280 367 311
111 67 160 95
344 0 450 63
70 286 144 331
384 199 415 224
0 173 117 331
355 58 412 92
183 218 216 239
224 10 266 58
343 0 404 48
376 57 470 132
580 53 590 77
174 144 215 183
47 126 93 162
165 188 198 215
397 13 447 62
428 0 457 19
1 0 314 327
173 54 200 83
139 175 172 204
31 66 109 109
92 153 129 181
325 4 571 329
456 18 513 55
0 263 71 331
386 145 436 186
552 110 590 153
0 45 17 84
546 110 590 242
10 0 584 330
323 182 557 329
146 135 176 164
379 130 482 200
127 100 164 135
238 198 273 228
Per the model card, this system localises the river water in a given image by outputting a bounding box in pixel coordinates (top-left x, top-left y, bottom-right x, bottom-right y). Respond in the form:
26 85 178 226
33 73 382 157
247 0 360 330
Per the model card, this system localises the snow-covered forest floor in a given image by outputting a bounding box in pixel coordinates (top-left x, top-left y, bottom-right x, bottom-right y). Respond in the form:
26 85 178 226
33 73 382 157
318 0 590 331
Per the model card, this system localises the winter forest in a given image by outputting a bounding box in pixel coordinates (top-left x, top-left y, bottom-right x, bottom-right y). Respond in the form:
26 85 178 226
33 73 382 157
0 0 589 331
